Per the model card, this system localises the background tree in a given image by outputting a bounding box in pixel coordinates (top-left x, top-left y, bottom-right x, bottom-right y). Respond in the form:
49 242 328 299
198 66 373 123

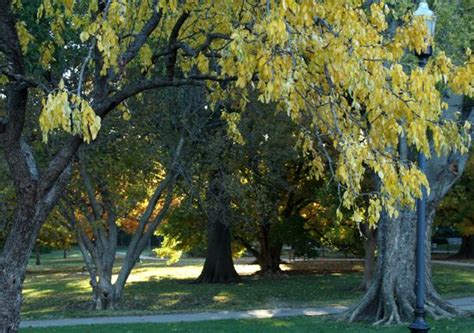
436 146 474 258
60 87 206 309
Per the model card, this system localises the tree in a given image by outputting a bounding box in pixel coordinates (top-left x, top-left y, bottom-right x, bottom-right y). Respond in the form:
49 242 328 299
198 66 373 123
34 214 74 265
345 93 474 324
60 87 207 309
0 1 219 330
231 105 316 274
436 146 474 258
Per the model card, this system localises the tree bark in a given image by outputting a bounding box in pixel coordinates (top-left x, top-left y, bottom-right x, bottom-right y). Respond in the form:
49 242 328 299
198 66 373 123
360 223 376 290
345 94 473 324
345 209 461 324
453 235 474 259
196 170 240 283
256 224 282 274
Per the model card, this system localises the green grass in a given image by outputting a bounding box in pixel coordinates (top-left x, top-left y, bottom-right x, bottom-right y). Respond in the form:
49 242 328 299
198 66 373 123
21 250 474 320
20 315 474 333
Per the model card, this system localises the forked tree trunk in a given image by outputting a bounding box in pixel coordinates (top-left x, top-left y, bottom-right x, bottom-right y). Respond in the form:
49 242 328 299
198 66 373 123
91 276 118 310
196 169 240 283
453 235 474 259
257 224 282 274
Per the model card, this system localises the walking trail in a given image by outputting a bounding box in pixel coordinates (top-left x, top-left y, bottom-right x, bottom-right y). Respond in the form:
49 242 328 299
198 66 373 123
20 297 474 328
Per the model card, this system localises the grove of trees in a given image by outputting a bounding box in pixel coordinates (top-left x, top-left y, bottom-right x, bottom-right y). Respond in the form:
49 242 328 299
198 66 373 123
0 0 472 332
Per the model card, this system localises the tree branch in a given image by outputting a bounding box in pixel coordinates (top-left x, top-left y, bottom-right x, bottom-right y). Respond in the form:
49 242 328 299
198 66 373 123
0 69 52 93
166 11 190 79
119 5 163 67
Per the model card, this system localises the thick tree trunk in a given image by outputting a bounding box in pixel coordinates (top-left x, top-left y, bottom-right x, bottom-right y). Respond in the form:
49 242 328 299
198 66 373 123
345 209 461 324
196 221 241 283
257 225 282 274
345 93 472 324
453 235 474 259
0 210 45 332
91 277 118 310
196 169 240 283
0 264 24 333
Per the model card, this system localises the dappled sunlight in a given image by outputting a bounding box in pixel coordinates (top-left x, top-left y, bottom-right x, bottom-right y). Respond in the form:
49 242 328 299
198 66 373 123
213 292 232 304
116 265 204 283
234 264 262 275
21 250 474 321
270 320 294 328
22 288 55 298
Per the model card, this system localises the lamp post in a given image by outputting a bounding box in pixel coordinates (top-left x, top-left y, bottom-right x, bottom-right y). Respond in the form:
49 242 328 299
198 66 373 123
409 2 436 333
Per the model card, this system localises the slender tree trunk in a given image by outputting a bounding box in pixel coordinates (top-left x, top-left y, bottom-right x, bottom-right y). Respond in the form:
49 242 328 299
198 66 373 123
35 244 41 266
360 224 376 290
345 209 461 324
196 170 240 283
452 235 474 259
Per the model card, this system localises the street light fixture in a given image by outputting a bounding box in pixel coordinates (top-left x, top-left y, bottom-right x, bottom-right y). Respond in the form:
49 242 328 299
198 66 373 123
409 2 436 333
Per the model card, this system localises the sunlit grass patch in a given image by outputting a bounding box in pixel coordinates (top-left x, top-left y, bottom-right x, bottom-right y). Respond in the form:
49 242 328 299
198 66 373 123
21 250 474 320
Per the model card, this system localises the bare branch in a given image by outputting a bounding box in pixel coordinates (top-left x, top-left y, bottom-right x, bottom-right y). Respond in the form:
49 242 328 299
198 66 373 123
0 69 52 93
166 11 190 79
78 154 103 220
119 5 163 67
94 77 204 116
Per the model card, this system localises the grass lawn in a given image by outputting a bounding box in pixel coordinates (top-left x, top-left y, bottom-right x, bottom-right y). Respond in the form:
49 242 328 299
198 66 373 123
21 250 474 320
21 315 474 333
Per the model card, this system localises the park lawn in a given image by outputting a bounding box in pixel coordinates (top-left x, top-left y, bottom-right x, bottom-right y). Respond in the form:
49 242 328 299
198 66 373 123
21 250 474 320
20 315 474 333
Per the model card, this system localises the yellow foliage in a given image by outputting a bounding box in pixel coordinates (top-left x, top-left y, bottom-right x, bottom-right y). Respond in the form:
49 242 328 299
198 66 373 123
15 21 34 54
18 0 474 224
39 90 101 143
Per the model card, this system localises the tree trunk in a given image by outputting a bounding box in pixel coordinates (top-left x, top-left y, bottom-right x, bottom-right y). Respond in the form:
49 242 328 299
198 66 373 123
257 224 282 274
196 169 240 283
196 220 241 283
0 210 46 332
91 277 118 310
345 209 461 324
453 235 474 259
360 224 376 290
345 93 473 324
0 264 24 333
